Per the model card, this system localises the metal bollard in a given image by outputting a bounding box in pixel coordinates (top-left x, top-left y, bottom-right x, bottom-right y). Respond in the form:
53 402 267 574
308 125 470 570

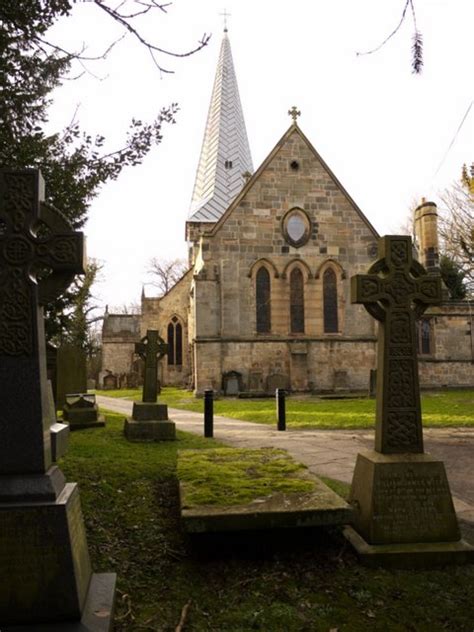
276 388 286 431
204 389 214 438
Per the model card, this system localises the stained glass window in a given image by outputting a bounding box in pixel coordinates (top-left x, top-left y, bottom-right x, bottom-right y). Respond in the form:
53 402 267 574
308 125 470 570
323 268 338 333
256 267 271 333
290 268 305 333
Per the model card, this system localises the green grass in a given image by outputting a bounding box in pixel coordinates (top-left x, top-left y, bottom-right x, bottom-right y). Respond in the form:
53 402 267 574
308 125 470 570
98 387 474 429
59 411 474 631
178 448 314 507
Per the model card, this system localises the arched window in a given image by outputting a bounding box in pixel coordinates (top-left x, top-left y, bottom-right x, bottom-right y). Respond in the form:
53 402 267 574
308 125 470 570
256 267 271 333
167 317 183 365
290 268 304 333
323 268 338 333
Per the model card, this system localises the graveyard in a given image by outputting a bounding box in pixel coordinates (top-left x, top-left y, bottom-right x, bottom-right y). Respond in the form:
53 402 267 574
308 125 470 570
59 410 474 631
0 167 473 629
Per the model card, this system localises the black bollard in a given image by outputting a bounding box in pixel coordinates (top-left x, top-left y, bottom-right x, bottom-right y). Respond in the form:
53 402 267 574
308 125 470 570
204 389 214 438
276 388 286 431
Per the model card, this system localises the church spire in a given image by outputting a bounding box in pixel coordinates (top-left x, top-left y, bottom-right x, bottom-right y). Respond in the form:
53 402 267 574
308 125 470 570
188 29 253 223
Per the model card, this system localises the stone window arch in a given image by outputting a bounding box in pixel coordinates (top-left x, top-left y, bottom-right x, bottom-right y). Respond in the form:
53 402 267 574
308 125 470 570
323 268 339 333
290 267 305 333
256 267 271 333
167 316 183 365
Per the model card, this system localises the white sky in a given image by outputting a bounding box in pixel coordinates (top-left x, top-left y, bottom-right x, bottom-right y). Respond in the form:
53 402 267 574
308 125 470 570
46 0 473 309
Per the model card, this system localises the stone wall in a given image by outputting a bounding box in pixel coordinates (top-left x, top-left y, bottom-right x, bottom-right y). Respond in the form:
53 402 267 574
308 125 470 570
141 270 193 387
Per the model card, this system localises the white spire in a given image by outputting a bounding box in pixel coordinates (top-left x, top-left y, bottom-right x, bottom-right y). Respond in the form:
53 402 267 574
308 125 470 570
188 30 253 222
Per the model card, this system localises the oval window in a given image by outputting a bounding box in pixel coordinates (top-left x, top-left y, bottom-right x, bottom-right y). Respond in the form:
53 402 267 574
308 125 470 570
282 209 311 248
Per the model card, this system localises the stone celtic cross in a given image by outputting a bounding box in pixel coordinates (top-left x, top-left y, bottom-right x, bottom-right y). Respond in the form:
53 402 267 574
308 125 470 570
0 169 85 474
352 235 442 454
135 329 168 403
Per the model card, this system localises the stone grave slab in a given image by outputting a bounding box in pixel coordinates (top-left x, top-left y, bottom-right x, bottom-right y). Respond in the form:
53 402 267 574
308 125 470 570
124 330 176 441
178 448 353 533
344 235 474 568
63 393 105 430
0 168 116 627
56 343 87 409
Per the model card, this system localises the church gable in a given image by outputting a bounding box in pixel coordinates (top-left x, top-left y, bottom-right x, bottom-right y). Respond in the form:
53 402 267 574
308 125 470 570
206 124 378 269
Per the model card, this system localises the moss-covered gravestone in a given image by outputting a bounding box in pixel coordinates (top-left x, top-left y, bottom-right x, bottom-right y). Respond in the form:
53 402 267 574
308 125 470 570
0 169 116 628
344 235 474 568
124 329 176 441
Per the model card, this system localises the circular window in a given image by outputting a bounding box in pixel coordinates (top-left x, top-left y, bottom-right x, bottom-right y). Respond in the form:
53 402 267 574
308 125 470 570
282 208 311 248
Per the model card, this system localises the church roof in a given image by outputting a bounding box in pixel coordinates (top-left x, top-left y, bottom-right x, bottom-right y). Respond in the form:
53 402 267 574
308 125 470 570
188 30 253 223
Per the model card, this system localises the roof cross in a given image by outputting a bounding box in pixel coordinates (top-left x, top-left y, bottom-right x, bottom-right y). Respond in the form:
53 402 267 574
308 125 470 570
219 9 231 32
288 106 301 123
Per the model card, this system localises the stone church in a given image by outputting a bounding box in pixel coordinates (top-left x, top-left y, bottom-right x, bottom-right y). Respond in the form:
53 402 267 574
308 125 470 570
101 29 473 394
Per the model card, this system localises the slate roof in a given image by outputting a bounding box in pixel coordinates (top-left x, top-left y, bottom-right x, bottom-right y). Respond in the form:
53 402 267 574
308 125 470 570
188 30 253 223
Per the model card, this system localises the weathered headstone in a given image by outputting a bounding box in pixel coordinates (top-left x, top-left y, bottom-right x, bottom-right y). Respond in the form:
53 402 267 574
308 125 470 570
56 343 87 409
103 371 117 389
48 379 70 461
266 372 290 393
124 329 176 441
222 370 242 395
0 169 116 626
63 393 105 430
344 235 474 567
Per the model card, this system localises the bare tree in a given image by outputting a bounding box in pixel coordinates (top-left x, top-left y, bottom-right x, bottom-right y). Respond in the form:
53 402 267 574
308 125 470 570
147 257 187 295
438 166 474 293
109 302 142 314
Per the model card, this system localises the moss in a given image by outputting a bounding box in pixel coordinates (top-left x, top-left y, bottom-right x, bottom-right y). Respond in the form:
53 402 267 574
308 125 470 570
178 447 315 507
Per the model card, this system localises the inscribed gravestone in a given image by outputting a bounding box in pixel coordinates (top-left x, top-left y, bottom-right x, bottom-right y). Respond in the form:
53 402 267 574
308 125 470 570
0 169 115 626
56 343 87 409
124 329 176 440
344 235 474 567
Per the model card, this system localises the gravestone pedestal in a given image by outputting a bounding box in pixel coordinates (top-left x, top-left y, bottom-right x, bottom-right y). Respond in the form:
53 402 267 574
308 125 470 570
124 402 176 441
123 330 176 442
63 393 105 431
344 451 474 568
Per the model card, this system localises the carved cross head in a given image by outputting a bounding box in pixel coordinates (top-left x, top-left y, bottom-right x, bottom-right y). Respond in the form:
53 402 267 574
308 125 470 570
351 235 442 322
135 330 168 364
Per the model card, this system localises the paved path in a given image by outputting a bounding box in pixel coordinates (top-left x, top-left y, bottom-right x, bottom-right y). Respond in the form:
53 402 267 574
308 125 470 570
97 395 474 524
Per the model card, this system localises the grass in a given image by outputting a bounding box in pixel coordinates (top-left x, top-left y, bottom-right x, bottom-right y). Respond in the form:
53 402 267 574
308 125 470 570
178 448 314 507
98 387 474 429
59 410 474 631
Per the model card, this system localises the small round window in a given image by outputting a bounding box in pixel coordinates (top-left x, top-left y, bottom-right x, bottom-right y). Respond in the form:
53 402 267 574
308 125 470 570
282 208 311 248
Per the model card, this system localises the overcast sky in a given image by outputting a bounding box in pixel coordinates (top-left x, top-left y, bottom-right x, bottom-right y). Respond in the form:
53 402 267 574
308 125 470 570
46 0 473 310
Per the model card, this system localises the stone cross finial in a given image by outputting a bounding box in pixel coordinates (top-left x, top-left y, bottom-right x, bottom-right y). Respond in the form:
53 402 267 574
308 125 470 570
135 329 168 403
288 106 301 123
0 169 85 474
219 8 231 32
351 235 442 454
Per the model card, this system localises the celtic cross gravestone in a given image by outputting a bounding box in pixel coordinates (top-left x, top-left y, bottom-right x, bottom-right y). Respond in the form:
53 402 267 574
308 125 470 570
124 329 176 441
135 329 168 403
344 235 474 567
351 235 441 454
0 169 115 627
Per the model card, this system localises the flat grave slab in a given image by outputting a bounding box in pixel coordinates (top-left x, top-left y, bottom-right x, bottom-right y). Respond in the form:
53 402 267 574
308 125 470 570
178 447 353 533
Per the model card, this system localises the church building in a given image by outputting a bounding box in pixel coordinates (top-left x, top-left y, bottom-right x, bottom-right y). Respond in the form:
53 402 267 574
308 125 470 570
101 28 473 394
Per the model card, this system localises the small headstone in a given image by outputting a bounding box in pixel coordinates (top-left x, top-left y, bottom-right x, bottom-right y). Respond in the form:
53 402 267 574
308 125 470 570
63 393 105 430
248 369 263 392
124 330 176 441
0 169 115 626
56 343 87 408
222 370 242 395
344 235 474 568
333 369 349 391
103 371 117 389
47 379 70 462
